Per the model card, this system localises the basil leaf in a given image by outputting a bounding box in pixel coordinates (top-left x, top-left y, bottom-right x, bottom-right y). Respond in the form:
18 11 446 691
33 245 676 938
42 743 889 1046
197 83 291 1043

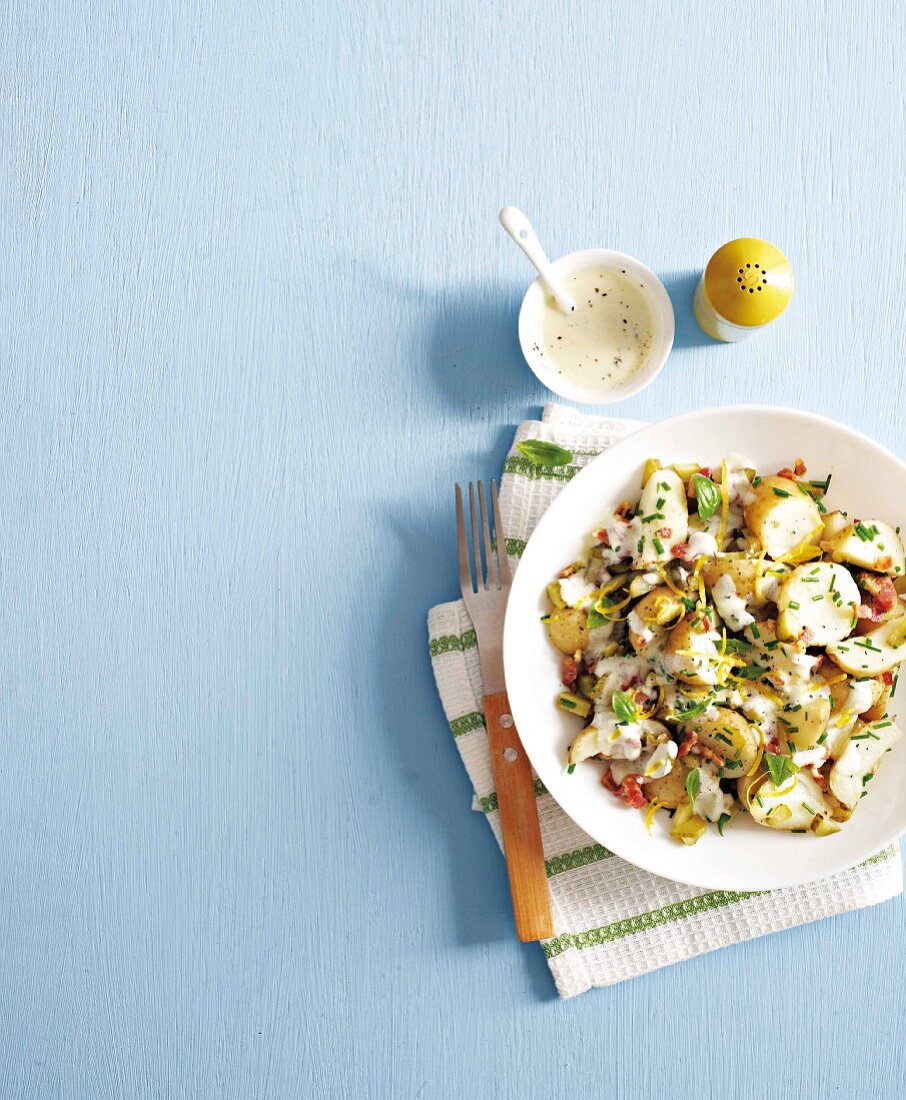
586 606 608 630
763 751 799 788
516 440 574 467
716 812 731 836
611 690 639 723
685 767 701 809
691 474 721 521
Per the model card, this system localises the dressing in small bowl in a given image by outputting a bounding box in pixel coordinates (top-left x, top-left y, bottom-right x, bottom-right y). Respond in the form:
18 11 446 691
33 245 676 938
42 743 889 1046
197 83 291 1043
518 249 674 404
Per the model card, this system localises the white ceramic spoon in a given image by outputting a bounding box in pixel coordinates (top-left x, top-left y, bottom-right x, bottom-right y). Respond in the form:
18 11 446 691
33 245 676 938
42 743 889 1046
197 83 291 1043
498 206 576 314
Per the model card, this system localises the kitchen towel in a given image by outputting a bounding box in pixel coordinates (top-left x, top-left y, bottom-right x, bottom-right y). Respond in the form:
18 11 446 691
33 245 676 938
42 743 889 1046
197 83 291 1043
427 403 902 998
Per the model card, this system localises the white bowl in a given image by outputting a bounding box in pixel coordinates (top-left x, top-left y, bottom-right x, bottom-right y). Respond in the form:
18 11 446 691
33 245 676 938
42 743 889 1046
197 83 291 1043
504 406 906 891
518 249 675 404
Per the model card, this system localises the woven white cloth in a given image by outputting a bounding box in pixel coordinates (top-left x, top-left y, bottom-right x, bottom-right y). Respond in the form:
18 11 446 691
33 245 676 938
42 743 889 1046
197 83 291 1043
427 403 903 998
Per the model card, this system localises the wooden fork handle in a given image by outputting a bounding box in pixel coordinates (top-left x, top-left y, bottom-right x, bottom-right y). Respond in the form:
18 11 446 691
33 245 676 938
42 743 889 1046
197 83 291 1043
484 692 555 942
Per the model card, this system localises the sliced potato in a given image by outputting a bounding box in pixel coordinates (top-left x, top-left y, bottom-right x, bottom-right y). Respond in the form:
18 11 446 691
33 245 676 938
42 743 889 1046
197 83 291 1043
782 694 832 752
825 519 906 577
702 557 779 607
663 615 722 687
567 717 667 766
679 707 759 778
776 562 860 645
627 586 685 653
547 608 589 654
637 469 687 564
744 476 823 560
828 718 902 810
632 586 685 627
826 616 906 676
746 769 831 831
645 754 693 809
827 675 851 714
862 680 892 722
819 510 850 547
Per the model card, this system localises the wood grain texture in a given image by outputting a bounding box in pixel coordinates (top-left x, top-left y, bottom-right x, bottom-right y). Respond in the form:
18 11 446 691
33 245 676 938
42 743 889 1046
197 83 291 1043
2 0 906 1096
483 692 553 942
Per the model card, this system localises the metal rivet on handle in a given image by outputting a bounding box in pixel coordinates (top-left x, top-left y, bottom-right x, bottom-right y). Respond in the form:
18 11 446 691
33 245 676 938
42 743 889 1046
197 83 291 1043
499 713 514 728
503 747 518 763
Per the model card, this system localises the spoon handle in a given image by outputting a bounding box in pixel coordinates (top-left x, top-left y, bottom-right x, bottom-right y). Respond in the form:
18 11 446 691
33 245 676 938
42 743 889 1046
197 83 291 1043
499 206 575 314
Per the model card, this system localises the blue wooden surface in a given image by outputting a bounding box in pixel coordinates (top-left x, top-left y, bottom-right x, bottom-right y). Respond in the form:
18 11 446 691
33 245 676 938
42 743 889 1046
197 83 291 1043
4 1 906 1096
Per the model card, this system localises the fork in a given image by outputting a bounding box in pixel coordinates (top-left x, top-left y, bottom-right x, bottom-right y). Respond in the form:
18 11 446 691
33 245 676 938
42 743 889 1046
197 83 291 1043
456 480 554 942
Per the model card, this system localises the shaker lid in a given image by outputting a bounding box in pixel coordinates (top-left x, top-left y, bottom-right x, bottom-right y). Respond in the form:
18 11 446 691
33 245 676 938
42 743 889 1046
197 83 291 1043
704 238 793 326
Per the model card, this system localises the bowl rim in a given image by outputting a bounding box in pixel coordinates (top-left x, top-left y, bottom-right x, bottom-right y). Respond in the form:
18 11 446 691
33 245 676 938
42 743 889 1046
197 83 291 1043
503 403 906 890
517 248 676 405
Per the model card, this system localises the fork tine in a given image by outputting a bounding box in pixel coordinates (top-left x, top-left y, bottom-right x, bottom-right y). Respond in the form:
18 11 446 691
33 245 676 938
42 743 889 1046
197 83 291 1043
490 479 511 586
455 485 474 592
468 482 484 589
477 482 499 590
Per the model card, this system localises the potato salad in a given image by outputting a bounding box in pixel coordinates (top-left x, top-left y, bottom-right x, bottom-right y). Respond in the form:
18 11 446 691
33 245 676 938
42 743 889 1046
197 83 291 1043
545 456 906 843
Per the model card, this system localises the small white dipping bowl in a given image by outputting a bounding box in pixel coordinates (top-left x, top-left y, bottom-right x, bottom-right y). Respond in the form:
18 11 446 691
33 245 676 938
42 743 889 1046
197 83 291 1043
518 248 675 404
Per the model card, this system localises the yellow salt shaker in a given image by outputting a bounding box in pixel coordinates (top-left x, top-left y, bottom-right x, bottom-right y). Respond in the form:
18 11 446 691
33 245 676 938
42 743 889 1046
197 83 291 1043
693 238 793 342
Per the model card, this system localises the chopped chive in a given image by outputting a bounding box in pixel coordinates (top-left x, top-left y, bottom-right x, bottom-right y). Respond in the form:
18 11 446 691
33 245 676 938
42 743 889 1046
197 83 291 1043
772 488 791 498
873 720 893 729
656 497 665 509
811 594 824 602
751 623 761 638
817 732 828 745
788 600 801 610
567 763 576 774
641 512 666 523
801 803 816 815
715 732 733 745
653 537 665 555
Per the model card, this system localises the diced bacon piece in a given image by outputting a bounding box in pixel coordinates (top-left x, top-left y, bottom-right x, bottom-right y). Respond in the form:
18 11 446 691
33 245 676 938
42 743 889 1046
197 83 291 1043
678 731 698 757
617 774 648 808
858 571 897 613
